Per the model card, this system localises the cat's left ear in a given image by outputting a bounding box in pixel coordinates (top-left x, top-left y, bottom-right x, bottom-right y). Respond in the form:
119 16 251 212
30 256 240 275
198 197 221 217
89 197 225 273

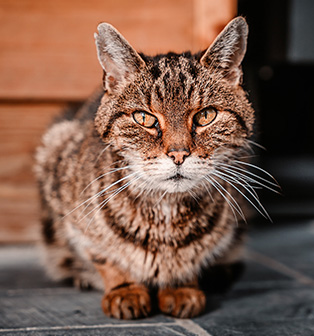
200 17 248 86
95 23 146 93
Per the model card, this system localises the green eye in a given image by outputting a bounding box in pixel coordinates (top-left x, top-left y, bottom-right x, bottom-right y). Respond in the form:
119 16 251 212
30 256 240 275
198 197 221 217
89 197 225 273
193 107 217 127
133 111 157 128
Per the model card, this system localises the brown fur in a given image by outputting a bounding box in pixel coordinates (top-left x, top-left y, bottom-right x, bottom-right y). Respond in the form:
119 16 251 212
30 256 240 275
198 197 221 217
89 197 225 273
35 17 258 319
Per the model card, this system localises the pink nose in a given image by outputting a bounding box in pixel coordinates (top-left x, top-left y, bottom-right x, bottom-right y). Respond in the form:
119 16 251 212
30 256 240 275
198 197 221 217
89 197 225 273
167 148 190 165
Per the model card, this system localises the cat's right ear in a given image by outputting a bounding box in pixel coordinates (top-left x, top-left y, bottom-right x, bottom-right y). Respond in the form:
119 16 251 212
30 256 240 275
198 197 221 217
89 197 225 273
95 23 146 93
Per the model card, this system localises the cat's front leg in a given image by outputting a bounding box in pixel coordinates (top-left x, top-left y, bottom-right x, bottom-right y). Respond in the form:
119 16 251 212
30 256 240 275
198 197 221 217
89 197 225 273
158 279 206 318
94 260 151 319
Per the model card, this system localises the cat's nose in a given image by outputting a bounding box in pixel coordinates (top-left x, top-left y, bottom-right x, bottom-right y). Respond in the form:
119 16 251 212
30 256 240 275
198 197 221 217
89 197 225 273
167 148 190 165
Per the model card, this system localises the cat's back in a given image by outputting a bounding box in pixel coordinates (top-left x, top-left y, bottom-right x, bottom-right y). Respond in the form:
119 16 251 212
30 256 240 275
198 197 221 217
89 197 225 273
35 91 104 205
36 88 103 174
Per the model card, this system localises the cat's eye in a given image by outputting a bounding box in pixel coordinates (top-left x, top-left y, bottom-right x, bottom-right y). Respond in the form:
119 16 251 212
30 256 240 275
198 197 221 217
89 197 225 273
133 111 157 128
193 108 217 127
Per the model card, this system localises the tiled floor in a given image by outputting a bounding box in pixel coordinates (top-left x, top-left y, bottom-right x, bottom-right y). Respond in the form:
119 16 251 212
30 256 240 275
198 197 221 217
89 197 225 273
1 219 314 336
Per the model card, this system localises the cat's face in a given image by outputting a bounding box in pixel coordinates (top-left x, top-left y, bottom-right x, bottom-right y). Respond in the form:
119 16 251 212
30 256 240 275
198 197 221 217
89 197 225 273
95 18 254 194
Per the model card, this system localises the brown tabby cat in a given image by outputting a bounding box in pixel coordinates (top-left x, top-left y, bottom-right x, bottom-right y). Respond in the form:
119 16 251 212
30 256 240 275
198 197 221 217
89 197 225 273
35 17 270 319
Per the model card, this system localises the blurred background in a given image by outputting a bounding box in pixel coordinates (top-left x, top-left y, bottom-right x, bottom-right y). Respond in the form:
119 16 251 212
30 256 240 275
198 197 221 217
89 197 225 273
0 0 313 244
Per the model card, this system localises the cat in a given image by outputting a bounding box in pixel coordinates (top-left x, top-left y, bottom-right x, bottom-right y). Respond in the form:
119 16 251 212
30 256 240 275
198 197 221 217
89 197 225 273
35 16 271 319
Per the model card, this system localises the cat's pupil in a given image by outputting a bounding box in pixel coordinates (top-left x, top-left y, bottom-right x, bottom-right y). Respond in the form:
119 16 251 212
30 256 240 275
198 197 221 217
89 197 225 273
141 112 146 126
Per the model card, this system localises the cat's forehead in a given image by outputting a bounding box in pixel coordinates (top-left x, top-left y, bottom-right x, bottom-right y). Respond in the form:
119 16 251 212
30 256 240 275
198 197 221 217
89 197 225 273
147 52 200 81
142 53 203 118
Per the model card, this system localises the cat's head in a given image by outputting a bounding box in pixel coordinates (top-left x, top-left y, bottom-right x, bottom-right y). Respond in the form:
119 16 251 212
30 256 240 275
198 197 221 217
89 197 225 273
94 17 254 194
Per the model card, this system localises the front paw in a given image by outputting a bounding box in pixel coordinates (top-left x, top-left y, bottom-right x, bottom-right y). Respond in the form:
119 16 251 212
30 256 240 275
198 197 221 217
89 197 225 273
158 287 206 318
102 284 151 319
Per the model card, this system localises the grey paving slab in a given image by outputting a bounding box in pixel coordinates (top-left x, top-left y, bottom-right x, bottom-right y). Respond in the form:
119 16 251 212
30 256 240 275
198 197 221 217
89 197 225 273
1 219 314 335
240 260 291 282
0 288 175 329
248 220 314 279
194 286 314 336
0 246 58 290
0 325 197 336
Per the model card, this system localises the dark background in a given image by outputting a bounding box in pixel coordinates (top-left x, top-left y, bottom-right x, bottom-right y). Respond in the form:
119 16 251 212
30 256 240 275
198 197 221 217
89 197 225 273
238 0 314 222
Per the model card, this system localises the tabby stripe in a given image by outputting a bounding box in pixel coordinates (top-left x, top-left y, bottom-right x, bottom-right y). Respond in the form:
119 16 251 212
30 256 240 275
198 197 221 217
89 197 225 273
60 257 74 268
101 111 127 139
111 282 135 291
42 216 55 244
187 85 194 100
91 256 107 265
162 72 170 90
51 153 63 197
187 61 198 79
225 109 248 134
154 85 164 102
104 212 217 250
150 64 162 80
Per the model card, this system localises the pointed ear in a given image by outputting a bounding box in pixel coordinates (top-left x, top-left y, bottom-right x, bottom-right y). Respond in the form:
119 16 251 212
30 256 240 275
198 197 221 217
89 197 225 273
200 17 248 86
95 23 146 93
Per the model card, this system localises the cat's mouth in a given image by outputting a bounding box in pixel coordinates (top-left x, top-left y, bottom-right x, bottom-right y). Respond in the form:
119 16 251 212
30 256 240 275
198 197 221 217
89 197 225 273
167 173 190 181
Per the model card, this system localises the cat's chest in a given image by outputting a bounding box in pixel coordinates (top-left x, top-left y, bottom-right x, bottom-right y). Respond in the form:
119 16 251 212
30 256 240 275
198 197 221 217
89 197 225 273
118 196 215 251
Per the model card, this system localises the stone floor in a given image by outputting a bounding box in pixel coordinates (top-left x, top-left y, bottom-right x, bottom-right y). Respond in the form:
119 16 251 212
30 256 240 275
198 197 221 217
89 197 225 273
1 218 314 336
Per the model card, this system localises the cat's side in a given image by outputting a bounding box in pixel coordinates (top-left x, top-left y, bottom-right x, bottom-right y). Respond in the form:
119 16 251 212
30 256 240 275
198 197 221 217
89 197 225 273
35 17 259 319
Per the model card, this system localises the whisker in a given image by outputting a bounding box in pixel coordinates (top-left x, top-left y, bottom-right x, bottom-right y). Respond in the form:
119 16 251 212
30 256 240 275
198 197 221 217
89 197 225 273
154 190 168 207
64 170 136 220
234 160 280 186
206 176 239 225
83 175 141 232
215 168 260 200
204 175 246 223
218 162 280 190
95 143 111 165
246 139 266 151
212 171 272 222
201 181 215 203
216 164 278 194
188 188 200 204
79 171 138 218
80 165 130 195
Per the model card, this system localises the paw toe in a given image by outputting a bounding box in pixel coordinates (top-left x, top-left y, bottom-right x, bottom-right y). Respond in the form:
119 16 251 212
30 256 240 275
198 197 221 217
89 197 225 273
158 287 206 318
102 284 151 319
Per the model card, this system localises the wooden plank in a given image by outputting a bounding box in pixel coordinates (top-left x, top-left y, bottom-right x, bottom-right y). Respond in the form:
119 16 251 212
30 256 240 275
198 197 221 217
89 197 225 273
0 0 236 101
0 104 66 243
0 0 194 101
192 0 237 50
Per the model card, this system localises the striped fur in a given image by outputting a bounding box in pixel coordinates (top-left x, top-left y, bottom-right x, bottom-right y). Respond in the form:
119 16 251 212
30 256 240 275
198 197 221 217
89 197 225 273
35 17 257 319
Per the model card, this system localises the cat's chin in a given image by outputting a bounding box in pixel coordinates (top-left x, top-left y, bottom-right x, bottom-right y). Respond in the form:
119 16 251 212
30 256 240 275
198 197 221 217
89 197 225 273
157 177 199 194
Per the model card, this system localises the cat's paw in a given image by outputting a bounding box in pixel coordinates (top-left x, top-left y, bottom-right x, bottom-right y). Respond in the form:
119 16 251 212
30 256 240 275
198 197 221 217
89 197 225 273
73 278 93 291
158 287 206 318
102 284 151 319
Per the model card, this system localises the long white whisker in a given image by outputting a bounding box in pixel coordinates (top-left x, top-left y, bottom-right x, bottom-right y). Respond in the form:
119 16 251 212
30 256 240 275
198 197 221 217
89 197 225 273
234 160 280 186
218 162 280 189
188 189 200 204
212 171 272 222
94 143 111 165
218 165 280 194
215 168 260 200
80 165 130 195
79 171 138 219
154 190 168 207
65 171 137 221
205 175 245 223
201 181 215 203
246 139 266 151
62 189 104 220
83 176 141 232
207 176 239 225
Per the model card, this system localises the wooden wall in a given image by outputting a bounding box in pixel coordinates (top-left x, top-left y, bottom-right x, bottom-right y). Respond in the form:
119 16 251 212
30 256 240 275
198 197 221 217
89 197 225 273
0 0 236 243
